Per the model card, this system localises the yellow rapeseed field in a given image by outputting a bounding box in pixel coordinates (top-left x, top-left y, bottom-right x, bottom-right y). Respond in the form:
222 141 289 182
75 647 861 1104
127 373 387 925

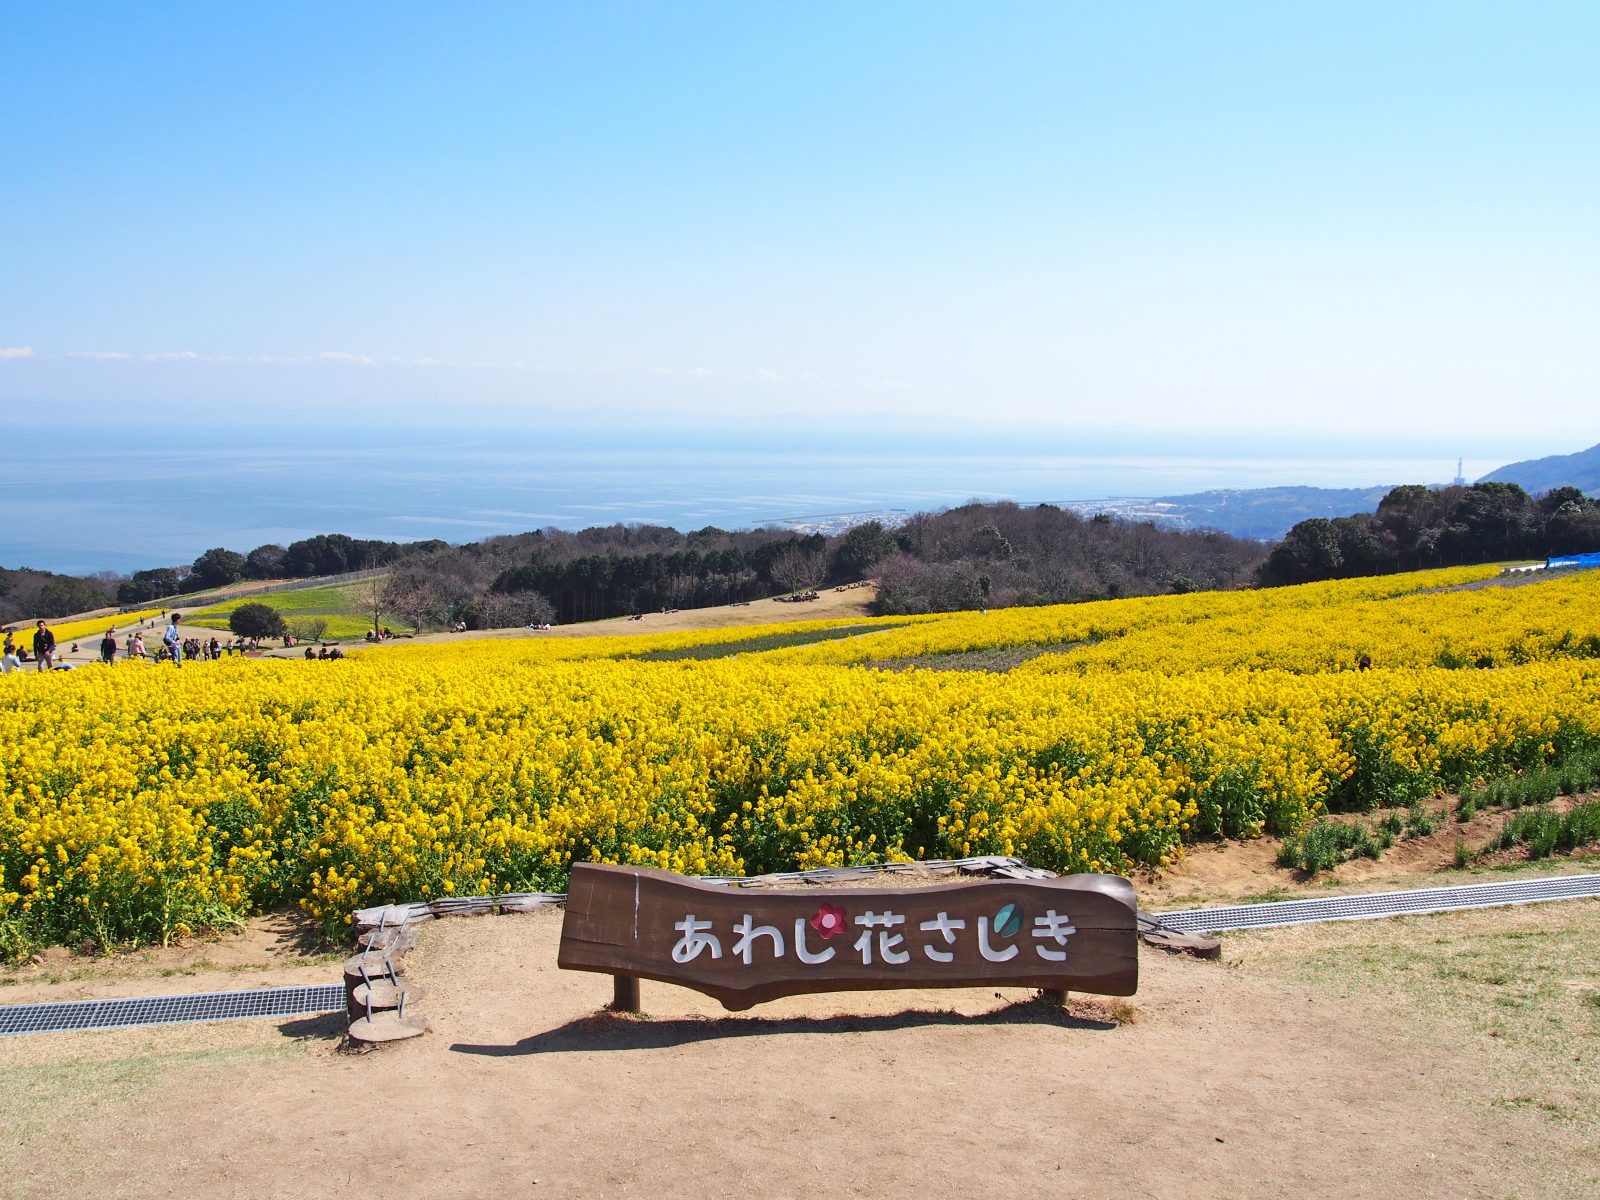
3 565 1599 952
8 608 164 649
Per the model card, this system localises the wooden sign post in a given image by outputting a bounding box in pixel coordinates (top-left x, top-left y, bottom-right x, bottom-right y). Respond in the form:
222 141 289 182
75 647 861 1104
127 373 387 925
558 863 1138 1012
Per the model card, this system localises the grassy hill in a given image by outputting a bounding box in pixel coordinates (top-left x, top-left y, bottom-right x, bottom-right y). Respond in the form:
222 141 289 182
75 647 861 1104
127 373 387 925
182 580 382 640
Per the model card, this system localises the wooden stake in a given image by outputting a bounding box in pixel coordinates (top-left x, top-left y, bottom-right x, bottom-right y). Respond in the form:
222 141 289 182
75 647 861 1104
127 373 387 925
611 973 641 1013
1042 988 1067 1007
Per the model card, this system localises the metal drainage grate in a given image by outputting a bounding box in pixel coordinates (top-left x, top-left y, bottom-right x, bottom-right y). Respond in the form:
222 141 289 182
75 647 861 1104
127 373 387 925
0 984 347 1037
1155 873 1600 935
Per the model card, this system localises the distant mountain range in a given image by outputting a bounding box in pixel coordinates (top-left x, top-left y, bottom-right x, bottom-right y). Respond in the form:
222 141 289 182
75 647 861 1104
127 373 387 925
1478 441 1600 495
1047 441 1599 542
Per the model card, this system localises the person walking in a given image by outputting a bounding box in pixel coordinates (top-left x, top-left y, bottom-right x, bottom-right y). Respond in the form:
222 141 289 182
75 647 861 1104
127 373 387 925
32 620 56 671
163 612 184 667
100 626 118 665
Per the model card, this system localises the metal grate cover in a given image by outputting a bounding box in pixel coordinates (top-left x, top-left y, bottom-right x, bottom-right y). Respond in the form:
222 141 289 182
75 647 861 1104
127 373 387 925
1155 872 1600 934
0 984 346 1037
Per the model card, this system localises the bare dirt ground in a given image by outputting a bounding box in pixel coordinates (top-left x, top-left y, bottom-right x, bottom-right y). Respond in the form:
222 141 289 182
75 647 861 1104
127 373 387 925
3 849 1597 1200
0 912 340 1006
393 585 882 648
1138 794 1600 909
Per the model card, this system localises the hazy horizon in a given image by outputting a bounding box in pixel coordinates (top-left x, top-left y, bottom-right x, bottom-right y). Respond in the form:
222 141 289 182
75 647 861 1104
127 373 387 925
0 419 1520 574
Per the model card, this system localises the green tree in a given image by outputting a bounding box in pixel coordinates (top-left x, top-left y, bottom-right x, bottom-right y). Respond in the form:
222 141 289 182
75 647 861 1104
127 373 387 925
229 602 286 639
243 544 287 579
189 547 246 591
831 521 898 578
117 567 180 604
36 575 114 618
1257 519 1345 586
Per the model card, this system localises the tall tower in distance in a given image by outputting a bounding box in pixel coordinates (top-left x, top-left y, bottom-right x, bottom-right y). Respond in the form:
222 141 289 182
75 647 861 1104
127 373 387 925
1453 457 1466 487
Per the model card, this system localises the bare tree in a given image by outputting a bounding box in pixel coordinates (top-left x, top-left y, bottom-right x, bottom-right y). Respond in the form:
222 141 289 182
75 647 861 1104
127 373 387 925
353 576 387 636
285 617 330 642
477 590 556 629
381 571 444 634
771 544 825 595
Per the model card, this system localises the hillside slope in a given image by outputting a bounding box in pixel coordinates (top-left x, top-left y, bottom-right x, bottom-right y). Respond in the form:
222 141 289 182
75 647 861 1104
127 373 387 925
1479 441 1600 494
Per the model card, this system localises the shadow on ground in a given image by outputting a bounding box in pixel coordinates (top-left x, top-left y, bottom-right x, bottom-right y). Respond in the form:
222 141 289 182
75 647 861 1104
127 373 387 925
276 1012 348 1041
451 996 1118 1056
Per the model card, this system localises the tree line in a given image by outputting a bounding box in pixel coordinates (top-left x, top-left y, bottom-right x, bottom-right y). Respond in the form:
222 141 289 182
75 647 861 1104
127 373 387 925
114 534 445 604
0 567 121 627
1257 483 1600 586
4 504 1277 627
487 527 838 624
14 484 1595 629
867 502 1265 615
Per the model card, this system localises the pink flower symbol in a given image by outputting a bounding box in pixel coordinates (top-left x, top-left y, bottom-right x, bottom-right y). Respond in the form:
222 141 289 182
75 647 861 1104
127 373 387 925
809 903 848 939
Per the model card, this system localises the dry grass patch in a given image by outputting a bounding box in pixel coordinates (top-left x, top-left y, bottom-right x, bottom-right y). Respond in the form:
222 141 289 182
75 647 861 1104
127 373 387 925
1227 900 1600 1141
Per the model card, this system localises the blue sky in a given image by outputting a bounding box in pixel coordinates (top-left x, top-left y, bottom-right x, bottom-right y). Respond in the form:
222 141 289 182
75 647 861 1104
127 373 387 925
3 2 1596 451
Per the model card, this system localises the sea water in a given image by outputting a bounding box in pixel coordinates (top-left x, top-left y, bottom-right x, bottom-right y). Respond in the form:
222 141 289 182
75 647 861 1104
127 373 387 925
0 428 1489 574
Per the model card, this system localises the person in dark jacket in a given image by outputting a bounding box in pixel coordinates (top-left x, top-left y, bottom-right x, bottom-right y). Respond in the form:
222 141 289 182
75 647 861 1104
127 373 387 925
32 620 56 671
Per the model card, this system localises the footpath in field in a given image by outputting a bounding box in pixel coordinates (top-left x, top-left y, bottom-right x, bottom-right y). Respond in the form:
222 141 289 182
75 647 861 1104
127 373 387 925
29 583 882 667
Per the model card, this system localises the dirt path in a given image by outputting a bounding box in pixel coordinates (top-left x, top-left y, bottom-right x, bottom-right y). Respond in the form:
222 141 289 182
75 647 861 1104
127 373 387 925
4 901 1595 1200
30 586 880 667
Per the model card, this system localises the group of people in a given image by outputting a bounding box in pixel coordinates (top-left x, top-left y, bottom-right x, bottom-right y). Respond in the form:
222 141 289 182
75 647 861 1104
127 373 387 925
3 620 68 673
3 608 369 678
1 625 41 672
3 612 256 673
94 613 192 666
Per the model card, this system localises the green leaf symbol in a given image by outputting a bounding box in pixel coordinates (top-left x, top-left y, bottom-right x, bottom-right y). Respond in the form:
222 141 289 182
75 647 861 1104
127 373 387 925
994 903 1022 938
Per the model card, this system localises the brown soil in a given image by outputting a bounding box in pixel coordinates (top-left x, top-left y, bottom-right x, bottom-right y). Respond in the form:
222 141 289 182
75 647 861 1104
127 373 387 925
403 585 882 644
1138 794 1600 909
4 838 1599 1199
2 905 1595 1200
0 913 338 1006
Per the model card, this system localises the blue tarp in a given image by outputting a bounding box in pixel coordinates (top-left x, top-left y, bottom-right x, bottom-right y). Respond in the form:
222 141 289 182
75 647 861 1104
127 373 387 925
1546 552 1600 570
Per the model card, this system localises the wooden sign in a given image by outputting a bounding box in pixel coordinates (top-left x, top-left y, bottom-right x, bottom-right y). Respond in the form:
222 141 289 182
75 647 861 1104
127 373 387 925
558 863 1138 1011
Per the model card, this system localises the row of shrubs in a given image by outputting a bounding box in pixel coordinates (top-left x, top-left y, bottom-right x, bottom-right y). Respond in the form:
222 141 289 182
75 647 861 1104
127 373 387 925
1485 801 1600 859
1278 748 1600 875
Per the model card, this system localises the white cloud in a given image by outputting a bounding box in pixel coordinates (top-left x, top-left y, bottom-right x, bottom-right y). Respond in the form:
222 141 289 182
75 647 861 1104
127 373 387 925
646 365 720 379
66 350 132 360
146 350 199 362
318 351 376 365
0 346 35 359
